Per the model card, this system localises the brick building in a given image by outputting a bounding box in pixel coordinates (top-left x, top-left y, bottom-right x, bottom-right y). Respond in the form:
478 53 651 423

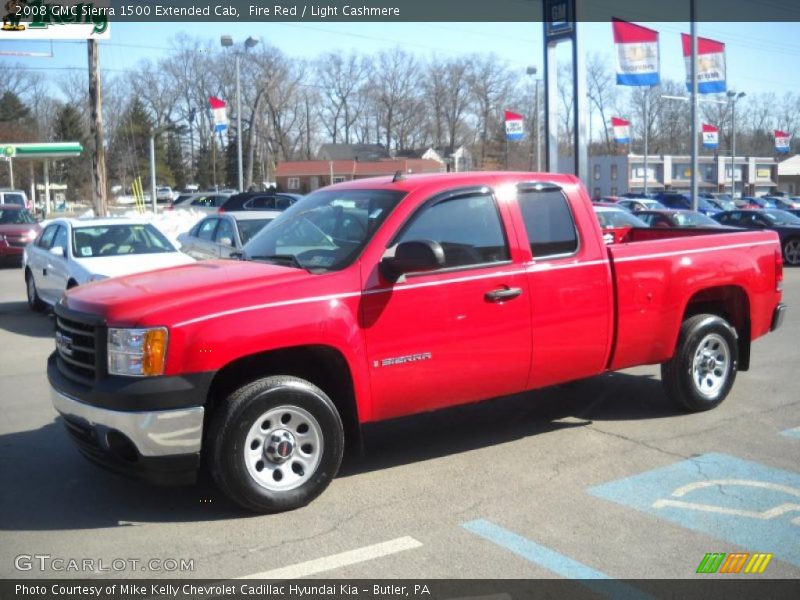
275 159 443 194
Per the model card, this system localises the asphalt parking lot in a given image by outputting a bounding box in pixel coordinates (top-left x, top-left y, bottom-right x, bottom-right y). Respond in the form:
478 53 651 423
1 263 798 581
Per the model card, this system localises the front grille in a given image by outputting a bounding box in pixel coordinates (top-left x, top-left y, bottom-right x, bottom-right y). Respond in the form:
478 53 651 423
55 312 103 386
7 238 28 248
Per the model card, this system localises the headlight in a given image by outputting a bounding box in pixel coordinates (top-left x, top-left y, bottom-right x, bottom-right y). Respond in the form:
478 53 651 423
108 327 168 377
24 230 38 241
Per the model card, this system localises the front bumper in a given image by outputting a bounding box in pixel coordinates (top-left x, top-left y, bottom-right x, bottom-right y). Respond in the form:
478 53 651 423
51 386 205 485
771 303 787 332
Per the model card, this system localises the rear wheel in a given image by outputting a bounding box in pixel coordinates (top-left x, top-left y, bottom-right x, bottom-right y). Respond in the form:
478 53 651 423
661 314 738 412
783 238 800 266
208 375 344 512
25 270 44 311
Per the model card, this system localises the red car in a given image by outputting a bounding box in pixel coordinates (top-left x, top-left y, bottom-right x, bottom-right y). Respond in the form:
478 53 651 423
48 172 785 512
0 204 41 263
593 204 649 244
636 209 731 229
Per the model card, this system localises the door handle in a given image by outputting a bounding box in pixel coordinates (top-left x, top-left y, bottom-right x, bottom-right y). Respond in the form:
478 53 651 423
485 286 523 302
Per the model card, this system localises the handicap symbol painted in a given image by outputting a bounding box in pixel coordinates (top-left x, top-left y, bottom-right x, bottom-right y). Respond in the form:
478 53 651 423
587 453 800 567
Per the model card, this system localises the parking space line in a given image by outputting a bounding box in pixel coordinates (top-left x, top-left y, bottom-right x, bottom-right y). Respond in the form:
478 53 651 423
237 536 422 579
462 519 652 600
780 427 800 439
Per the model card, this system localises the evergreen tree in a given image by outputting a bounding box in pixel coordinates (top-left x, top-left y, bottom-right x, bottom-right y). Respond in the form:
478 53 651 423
0 91 29 122
225 136 238 189
53 103 91 202
165 133 186 190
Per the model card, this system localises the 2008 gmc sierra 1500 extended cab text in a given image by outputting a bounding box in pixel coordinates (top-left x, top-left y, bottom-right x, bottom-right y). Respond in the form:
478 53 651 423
46 172 786 512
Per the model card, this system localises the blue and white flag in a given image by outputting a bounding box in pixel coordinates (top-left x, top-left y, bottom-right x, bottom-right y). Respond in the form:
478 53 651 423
775 130 791 154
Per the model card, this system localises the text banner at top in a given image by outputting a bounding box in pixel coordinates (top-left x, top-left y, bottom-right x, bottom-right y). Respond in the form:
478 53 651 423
6 0 800 28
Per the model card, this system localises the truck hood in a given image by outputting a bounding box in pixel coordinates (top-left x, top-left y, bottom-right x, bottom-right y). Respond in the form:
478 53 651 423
62 259 317 325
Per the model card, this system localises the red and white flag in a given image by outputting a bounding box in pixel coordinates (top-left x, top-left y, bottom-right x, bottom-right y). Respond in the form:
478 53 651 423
702 124 719 149
612 117 630 144
681 34 726 94
612 18 660 87
775 130 791 154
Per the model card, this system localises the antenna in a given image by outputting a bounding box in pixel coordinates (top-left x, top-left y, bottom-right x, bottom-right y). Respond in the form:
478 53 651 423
392 170 405 183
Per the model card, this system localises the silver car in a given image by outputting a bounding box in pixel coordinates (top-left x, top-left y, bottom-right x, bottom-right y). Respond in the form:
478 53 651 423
177 211 280 259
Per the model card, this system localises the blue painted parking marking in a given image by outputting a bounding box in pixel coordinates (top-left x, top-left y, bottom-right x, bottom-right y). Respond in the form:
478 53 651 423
462 519 652 600
780 426 800 439
588 453 800 567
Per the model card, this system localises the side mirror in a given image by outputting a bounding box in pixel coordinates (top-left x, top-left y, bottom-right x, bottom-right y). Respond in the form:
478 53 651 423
50 246 65 258
219 237 233 247
380 240 445 282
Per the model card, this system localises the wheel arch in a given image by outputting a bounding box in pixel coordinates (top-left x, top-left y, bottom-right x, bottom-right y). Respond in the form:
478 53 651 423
205 344 362 449
681 285 751 371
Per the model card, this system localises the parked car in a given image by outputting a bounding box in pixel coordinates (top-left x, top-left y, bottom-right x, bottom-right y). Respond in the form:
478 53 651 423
617 198 667 212
0 189 31 211
166 192 233 214
593 205 649 244
637 209 731 229
0 204 41 264
178 211 280 260
23 218 195 310
700 193 737 212
654 192 720 216
739 196 776 209
218 192 302 213
713 209 800 265
156 186 177 203
770 196 800 210
47 172 785 512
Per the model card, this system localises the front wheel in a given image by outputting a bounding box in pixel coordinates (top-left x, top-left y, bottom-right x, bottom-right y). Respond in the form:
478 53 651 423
783 238 800 266
661 314 738 412
208 375 344 512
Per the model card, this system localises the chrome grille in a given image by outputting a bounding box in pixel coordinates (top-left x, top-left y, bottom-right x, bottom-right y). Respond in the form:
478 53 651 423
55 313 100 385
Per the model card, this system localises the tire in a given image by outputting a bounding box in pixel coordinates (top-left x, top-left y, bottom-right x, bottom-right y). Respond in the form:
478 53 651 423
661 314 738 412
208 375 344 513
25 270 45 312
783 237 800 266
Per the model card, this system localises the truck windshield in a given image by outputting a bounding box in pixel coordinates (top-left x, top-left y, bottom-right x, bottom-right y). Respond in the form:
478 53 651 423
244 189 405 271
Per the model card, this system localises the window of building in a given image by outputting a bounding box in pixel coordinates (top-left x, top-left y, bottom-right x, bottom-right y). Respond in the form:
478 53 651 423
593 187 601 199
332 176 347 184
396 192 509 269
593 164 601 180
287 177 300 190
610 164 618 180
611 187 618 196
517 188 578 258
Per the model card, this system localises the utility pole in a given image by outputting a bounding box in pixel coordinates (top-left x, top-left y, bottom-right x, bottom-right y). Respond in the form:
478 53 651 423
88 40 107 216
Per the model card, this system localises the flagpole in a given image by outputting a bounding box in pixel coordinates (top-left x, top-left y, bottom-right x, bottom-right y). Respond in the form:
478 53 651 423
690 0 699 211
643 92 649 195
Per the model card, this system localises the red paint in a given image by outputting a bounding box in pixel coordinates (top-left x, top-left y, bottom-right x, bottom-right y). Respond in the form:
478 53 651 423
62 172 784 424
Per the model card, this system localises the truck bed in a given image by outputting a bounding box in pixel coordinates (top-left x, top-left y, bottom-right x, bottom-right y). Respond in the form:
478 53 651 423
606 228 780 371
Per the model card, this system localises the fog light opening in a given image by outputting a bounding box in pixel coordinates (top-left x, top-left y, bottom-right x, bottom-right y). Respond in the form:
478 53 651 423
106 431 139 462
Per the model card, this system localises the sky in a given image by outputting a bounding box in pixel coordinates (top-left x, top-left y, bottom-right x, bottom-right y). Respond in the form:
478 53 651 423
2 21 799 116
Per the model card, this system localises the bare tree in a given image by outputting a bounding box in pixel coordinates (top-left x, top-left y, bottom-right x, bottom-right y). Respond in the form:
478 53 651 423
586 54 616 153
468 54 515 167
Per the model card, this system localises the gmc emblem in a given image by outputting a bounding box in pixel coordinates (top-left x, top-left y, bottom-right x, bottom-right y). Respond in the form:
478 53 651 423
55 331 74 357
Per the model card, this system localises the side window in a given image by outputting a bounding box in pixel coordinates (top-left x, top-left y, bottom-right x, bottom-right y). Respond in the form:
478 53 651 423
191 195 213 207
197 219 218 241
517 189 578 257
395 192 509 269
38 224 58 248
246 196 275 210
215 218 235 244
52 225 69 255
276 196 294 210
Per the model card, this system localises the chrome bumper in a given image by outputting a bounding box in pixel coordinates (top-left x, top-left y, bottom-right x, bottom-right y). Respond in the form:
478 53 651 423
51 387 204 457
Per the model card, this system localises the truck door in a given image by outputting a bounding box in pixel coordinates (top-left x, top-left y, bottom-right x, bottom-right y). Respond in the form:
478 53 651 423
361 187 532 420
514 184 613 388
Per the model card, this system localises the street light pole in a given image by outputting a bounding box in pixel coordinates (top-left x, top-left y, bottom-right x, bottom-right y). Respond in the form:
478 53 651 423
727 91 746 199
222 35 260 193
526 66 541 172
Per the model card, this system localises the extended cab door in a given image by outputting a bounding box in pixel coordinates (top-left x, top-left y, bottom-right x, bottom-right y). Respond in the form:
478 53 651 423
361 187 531 420
512 183 614 388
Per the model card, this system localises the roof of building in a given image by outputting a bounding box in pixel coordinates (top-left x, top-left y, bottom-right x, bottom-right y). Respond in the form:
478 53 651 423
317 143 390 161
276 159 444 177
778 155 800 177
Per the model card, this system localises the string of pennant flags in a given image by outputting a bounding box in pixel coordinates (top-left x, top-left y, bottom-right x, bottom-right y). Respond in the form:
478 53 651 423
503 18 792 154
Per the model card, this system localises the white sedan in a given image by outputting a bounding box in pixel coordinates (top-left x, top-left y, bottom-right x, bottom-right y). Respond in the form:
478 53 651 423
23 218 195 310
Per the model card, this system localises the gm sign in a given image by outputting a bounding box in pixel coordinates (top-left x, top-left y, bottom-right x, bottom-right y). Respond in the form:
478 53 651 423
545 0 574 40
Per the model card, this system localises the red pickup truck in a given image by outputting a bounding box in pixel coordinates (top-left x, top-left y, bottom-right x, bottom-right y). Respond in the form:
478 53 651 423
48 172 786 512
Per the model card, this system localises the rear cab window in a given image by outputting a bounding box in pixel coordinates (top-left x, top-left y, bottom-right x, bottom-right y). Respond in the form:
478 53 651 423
516 187 578 258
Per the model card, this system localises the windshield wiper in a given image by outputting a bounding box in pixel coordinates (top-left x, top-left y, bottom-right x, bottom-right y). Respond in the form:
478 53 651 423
248 254 306 270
